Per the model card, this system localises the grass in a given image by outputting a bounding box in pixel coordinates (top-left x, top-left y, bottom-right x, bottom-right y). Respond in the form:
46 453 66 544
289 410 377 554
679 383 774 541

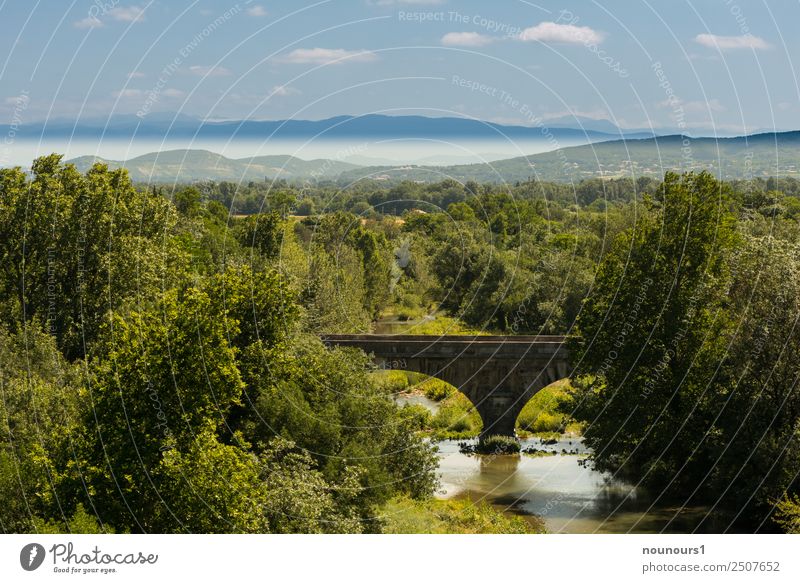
415 376 454 401
372 369 412 392
378 302 431 322
429 392 482 439
516 379 583 437
406 315 490 336
372 370 455 402
375 370 480 438
380 496 546 534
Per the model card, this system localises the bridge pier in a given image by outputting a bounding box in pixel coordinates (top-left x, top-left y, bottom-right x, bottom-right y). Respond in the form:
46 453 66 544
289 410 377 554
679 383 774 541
474 394 525 439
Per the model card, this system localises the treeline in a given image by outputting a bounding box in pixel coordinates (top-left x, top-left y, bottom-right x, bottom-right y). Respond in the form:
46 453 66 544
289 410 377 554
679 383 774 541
190 175 800 218
190 171 800 343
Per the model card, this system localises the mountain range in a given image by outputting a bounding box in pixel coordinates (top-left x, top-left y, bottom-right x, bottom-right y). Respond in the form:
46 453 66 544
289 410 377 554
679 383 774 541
4 113 655 142
64 131 800 184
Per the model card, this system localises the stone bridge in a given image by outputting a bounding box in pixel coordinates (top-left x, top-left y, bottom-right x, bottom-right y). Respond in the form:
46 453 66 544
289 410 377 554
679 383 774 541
321 334 571 438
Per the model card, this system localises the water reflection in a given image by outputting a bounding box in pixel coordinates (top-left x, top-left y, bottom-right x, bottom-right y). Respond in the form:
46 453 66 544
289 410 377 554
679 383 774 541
435 439 718 533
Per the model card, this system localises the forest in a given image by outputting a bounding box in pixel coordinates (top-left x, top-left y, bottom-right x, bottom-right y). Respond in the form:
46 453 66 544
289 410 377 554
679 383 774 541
1 155 799 533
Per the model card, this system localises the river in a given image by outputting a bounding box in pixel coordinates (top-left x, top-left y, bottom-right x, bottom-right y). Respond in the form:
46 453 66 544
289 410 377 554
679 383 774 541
396 394 723 534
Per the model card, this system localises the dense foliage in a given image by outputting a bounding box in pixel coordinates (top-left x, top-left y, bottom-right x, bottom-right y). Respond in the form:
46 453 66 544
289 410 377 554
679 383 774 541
566 172 800 531
3 156 800 533
0 156 436 534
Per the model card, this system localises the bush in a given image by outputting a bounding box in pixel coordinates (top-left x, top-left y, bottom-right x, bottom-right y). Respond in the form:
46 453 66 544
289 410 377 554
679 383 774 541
519 412 564 433
373 370 411 392
381 496 545 533
32 504 115 534
430 393 482 438
476 434 521 454
409 316 488 336
516 380 571 435
397 403 433 431
774 495 800 533
418 377 454 401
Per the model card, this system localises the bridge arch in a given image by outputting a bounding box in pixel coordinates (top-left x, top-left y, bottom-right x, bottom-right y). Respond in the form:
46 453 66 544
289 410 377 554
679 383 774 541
321 334 571 438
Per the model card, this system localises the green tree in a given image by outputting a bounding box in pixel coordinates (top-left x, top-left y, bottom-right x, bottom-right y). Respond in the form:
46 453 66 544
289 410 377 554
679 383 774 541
174 186 202 216
0 322 83 533
70 282 246 532
0 157 178 358
566 172 739 494
237 212 285 260
701 236 800 523
237 336 437 526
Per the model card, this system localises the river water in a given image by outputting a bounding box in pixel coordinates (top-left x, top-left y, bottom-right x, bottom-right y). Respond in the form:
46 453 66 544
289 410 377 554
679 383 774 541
396 394 720 533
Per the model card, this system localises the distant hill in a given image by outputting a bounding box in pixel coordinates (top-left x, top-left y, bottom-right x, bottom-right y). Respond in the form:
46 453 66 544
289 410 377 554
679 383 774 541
338 131 800 183
63 131 800 184
5 113 653 142
67 150 360 182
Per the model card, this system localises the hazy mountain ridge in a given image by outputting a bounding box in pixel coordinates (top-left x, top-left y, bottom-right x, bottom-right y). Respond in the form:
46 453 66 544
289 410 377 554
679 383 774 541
62 131 800 183
339 131 800 183
5 113 654 141
67 150 360 181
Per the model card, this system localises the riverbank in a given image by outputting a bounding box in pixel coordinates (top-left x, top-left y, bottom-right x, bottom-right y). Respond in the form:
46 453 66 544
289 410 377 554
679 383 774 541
380 496 546 534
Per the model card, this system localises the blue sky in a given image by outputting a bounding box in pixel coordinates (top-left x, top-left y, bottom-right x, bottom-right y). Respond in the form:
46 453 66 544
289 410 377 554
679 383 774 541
1 0 798 134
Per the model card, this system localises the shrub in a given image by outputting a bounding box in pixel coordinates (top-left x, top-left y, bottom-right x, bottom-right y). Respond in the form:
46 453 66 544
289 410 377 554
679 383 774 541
774 495 800 533
381 496 545 534
430 393 482 438
373 370 411 392
476 434 521 454
418 377 455 401
32 504 115 534
516 380 571 435
397 403 433 431
520 412 563 433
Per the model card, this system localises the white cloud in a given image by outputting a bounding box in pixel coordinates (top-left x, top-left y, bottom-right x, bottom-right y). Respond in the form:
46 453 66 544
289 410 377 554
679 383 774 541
371 0 445 5
519 21 604 45
114 87 183 100
162 88 185 98
656 97 726 113
74 5 145 29
279 48 378 65
108 6 146 23
246 5 268 17
271 85 300 97
441 32 493 47
686 98 726 113
74 16 104 29
3 94 30 106
695 33 770 50
113 89 144 99
188 65 232 76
